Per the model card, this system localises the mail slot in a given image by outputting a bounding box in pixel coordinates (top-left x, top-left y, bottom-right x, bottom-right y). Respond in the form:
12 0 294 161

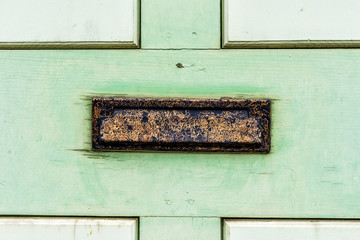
92 97 271 152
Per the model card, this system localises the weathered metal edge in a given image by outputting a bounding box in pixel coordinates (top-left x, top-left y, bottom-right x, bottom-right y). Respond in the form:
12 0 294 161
92 97 271 153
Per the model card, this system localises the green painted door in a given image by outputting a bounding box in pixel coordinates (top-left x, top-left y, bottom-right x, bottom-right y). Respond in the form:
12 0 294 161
1 0 360 239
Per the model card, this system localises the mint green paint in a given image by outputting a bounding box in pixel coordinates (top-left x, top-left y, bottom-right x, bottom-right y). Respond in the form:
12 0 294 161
141 0 220 49
0 50 360 218
140 217 220 240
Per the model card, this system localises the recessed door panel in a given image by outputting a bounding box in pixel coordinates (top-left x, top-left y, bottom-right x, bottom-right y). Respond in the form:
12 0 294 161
0 0 139 48
224 219 360 240
223 0 360 48
0 217 138 240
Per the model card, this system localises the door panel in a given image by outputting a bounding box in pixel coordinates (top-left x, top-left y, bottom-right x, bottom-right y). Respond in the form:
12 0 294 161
224 219 360 240
0 217 137 240
1 50 359 218
0 0 139 48
223 0 360 48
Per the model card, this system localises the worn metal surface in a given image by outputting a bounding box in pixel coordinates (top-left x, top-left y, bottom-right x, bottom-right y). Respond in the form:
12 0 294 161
100 109 262 144
92 98 271 152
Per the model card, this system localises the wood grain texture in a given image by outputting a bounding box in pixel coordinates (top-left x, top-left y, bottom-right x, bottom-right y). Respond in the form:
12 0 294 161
140 217 220 240
141 0 220 49
0 50 360 218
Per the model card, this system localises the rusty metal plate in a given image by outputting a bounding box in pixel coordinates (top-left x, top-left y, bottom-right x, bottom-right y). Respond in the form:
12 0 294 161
92 98 271 152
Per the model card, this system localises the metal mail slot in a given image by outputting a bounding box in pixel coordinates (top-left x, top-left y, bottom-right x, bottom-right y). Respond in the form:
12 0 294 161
92 97 271 152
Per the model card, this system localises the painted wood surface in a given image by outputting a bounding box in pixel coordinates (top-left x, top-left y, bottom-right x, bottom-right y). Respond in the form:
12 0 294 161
0 50 360 218
0 217 137 240
223 0 360 48
224 219 360 240
0 0 139 48
140 217 220 240
141 0 220 49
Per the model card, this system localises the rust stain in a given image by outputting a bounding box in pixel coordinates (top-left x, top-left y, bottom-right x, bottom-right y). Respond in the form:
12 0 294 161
176 63 184 68
100 109 261 144
92 97 271 152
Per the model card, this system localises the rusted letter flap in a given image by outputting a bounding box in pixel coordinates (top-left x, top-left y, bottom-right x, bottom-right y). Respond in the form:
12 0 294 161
100 109 262 144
